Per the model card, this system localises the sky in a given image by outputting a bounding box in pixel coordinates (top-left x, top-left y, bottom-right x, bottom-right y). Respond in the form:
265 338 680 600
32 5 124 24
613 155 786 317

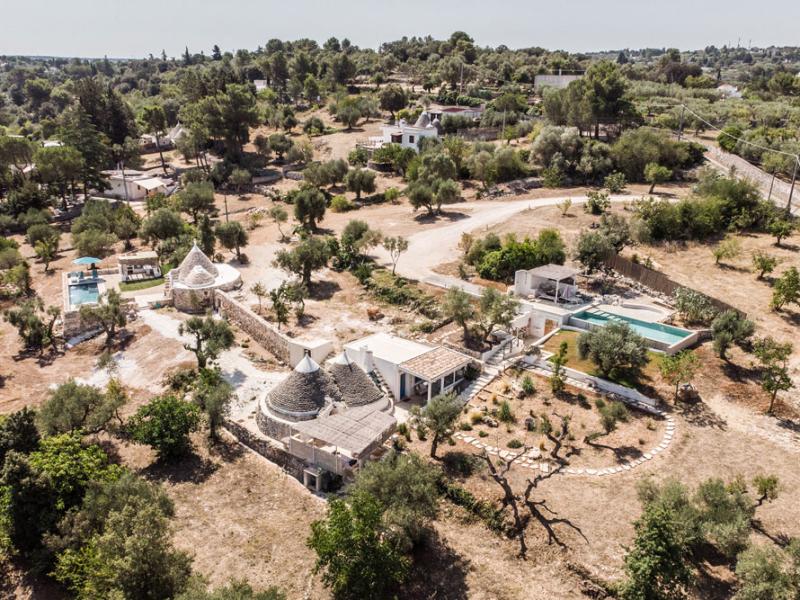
0 0 798 58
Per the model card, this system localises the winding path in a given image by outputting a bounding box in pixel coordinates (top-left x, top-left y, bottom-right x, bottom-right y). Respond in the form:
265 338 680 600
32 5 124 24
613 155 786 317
372 193 631 291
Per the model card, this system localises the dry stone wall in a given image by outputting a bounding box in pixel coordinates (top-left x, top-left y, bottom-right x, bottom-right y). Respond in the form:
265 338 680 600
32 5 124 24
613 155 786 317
224 420 305 480
215 290 291 363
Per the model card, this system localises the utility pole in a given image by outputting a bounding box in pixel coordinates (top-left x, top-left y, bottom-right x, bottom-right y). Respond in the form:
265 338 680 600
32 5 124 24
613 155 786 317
768 171 775 202
787 156 798 215
677 105 685 141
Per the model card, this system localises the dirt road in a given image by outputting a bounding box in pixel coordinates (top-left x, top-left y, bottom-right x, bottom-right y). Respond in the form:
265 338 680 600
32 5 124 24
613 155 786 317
373 193 631 289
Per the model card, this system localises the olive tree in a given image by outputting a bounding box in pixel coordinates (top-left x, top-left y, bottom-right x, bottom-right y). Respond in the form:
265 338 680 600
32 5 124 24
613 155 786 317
178 314 235 369
577 321 649 380
273 235 330 286
293 187 327 232
410 393 463 459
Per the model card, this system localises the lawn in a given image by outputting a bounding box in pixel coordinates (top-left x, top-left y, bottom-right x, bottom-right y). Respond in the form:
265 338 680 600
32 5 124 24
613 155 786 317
119 277 164 292
542 329 664 389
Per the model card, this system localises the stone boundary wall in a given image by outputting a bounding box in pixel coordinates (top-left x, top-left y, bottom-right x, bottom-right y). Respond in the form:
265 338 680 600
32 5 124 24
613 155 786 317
224 420 306 481
215 290 291 363
602 254 742 316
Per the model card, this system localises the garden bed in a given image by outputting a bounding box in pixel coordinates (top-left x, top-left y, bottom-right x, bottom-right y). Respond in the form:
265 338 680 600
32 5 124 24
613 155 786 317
454 368 665 471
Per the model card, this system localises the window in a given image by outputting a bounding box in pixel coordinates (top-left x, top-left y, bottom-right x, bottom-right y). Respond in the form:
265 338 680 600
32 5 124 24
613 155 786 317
408 135 415 144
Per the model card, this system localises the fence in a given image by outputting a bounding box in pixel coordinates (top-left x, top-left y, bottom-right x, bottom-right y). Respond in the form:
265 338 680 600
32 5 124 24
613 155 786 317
602 254 741 315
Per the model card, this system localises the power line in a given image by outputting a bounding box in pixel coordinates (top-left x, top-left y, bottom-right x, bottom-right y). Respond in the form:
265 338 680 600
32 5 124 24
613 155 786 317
679 103 800 161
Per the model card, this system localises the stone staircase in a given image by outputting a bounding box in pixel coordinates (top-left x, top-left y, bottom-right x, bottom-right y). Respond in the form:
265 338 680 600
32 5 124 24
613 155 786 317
456 338 526 405
369 369 396 405
457 365 500 405
485 337 525 367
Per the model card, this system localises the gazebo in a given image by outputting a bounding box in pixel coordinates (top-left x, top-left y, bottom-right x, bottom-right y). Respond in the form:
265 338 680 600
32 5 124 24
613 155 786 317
513 264 579 304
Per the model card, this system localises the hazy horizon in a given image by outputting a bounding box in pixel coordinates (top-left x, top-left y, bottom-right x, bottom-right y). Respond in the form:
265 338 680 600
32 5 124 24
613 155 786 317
1 0 799 59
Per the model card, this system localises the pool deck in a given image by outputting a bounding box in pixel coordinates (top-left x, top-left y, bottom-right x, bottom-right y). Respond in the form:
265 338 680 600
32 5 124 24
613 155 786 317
61 269 120 312
593 298 673 323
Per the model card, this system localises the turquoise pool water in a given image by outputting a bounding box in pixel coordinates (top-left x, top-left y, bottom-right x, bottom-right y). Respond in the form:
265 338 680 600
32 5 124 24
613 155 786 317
69 282 100 306
571 310 692 346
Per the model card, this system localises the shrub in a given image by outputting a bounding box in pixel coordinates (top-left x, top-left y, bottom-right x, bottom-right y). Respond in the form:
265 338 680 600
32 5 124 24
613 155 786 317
521 375 535 396
541 166 563 188
673 287 718 325
584 190 611 215
507 439 523 449
469 412 484 425
329 195 353 213
458 422 473 431
604 171 627 193
303 116 326 136
497 401 515 423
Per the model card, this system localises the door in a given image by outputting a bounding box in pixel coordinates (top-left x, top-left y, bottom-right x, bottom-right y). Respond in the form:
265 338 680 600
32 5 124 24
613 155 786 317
399 374 406 399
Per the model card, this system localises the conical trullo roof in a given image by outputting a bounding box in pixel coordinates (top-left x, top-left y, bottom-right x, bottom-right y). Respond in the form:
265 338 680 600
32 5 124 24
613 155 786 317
268 353 340 418
328 351 384 407
182 265 216 288
176 243 218 284
414 111 431 128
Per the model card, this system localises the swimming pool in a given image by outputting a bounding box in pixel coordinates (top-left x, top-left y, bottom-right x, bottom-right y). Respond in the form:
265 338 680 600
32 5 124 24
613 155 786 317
570 309 693 346
69 282 100 307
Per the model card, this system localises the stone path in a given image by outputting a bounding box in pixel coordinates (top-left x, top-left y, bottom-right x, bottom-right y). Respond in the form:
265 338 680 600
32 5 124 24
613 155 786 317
454 409 675 477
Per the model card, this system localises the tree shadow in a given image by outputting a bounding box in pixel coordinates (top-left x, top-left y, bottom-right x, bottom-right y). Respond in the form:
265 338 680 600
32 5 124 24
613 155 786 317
10 347 63 368
752 519 793 548
208 437 245 463
692 560 734 600
776 418 800 435
554 389 593 410
0 559 67 600
586 439 643 463
778 310 800 326
308 279 341 300
717 263 751 274
413 210 469 224
720 360 762 385
678 400 728 430
295 313 318 328
140 450 218 484
402 528 471 600
441 450 484 479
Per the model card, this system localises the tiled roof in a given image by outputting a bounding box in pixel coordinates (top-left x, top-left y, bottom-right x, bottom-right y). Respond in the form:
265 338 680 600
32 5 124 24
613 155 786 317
399 346 471 382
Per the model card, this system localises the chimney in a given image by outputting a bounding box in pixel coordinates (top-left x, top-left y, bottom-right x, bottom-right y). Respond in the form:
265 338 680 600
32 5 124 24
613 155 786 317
360 345 374 372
